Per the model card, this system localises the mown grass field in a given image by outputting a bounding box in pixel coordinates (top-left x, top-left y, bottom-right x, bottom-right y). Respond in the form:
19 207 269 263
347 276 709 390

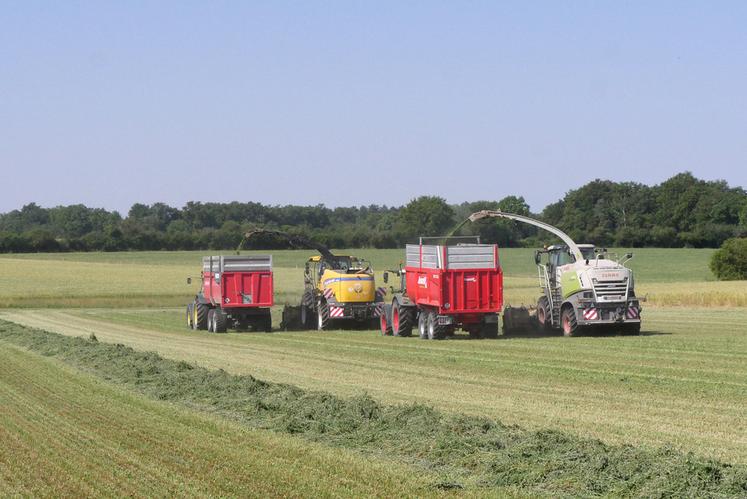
1 247 745 309
1 248 746 495
0 341 435 497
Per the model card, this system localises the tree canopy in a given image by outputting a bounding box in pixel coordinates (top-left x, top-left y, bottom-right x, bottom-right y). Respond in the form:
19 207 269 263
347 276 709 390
1 172 744 253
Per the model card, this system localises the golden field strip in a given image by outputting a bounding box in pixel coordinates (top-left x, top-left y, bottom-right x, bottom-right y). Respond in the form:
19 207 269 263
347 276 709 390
0 343 436 497
2 307 745 465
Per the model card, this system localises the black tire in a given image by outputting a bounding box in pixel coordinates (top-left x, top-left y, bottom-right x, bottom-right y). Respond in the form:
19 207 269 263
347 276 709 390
427 312 446 340
418 311 428 339
468 326 481 339
262 311 272 332
207 309 216 333
561 307 578 337
186 303 194 329
537 296 551 330
621 322 641 336
317 299 329 331
300 304 310 328
194 302 209 330
214 309 228 333
481 321 499 339
391 300 413 337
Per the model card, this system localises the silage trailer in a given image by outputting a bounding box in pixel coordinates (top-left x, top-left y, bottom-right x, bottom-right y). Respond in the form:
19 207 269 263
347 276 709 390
380 238 503 339
187 254 274 333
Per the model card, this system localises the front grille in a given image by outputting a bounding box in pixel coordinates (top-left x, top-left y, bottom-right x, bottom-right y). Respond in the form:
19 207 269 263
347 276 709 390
593 280 628 302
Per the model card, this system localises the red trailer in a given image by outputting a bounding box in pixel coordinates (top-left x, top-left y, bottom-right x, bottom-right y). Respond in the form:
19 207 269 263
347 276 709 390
380 239 503 339
186 255 274 333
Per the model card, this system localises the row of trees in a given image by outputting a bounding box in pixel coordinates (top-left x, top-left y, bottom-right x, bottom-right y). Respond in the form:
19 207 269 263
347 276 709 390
1 172 745 253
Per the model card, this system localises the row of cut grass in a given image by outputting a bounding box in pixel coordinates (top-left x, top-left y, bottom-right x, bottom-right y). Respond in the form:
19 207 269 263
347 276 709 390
1 320 745 497
3 307 745 464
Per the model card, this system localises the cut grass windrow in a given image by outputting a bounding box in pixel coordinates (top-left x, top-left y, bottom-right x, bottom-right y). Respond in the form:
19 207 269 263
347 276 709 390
1 320 745 497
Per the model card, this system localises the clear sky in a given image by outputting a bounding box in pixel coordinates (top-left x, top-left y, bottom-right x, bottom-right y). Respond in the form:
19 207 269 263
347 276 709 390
1 1 746 215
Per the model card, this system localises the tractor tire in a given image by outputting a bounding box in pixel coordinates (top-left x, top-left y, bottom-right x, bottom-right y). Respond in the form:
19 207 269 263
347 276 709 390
317 299 330 331
194 302 209 330
207 309 216 333
186 303 194 329
481 321 499 339
561 307 578 337
418 311 428 339
468 326 481 339
427 312 446 340
380 305 393 336
214 309 228 333
300 304 311 329
537 296 551 331
391 300 413 337
621 322 641 336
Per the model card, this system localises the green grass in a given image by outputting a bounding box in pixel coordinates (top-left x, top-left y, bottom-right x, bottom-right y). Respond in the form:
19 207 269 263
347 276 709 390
0 338 436 497
0 248 742 308
3 307 745 465
2 321 745 497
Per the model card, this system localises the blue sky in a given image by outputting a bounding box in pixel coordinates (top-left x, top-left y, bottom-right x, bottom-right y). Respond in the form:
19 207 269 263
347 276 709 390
1 1 746 214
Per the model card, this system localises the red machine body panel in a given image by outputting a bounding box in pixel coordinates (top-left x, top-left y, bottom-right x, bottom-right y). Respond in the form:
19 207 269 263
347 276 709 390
404 243 503 317
201 255 274 309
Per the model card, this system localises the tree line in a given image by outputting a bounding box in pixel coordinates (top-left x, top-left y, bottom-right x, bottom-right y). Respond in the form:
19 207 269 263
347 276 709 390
0 172 744 253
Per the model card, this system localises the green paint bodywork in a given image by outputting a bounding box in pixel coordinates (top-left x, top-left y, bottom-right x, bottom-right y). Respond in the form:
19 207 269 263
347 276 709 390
560 269 583 299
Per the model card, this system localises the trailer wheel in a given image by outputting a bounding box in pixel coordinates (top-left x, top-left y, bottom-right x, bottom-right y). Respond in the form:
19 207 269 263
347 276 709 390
186 303 194 329
214 310 228 333
481 322 499 339
537 296 551 330
194 303 209 330
427 312 446 340
262 311 272 332
391 300 413 337
418 311 428 339
561 307 578 337
621 322 641 336
317 299 329 331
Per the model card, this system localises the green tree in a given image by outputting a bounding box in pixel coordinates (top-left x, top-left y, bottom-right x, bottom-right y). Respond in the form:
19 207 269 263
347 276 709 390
397 196 455 240
710 238 747 280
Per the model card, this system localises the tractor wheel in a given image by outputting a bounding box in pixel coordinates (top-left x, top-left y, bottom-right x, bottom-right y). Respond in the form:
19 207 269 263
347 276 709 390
380 305 393 336
214 310 228 333
561 307 578 337
207 309 216 333
418 311 428 339
427 312 446 340
194 302 209 330
391 300 413 337
317 299 330 331
300 304 310 329
186 303 194 329
537 296 552 331
621 322 641 336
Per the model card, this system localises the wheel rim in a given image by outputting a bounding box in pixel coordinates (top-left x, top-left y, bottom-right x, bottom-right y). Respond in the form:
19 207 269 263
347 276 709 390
318 305 324 330
392 307 400 334
380 314 387 335
301 306 307 326
193 306 198 329
419 314 426 338
538 307 545 325
428 314 435 339
563 314 571 334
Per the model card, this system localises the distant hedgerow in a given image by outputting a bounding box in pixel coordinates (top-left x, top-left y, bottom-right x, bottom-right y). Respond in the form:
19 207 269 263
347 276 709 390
710 237 747 280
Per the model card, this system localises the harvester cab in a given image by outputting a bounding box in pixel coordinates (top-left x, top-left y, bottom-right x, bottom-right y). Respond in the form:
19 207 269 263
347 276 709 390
468 210 642 336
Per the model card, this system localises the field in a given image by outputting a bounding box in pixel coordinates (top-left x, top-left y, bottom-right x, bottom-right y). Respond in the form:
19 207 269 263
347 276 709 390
1 248 746 495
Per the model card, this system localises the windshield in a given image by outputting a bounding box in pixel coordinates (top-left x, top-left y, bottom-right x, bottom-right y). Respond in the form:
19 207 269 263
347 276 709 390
580 247 596 260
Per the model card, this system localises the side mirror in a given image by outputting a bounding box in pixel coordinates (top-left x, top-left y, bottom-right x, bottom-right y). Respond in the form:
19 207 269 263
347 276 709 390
186 277 192 285
626 253 633 259
383 272 389 284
